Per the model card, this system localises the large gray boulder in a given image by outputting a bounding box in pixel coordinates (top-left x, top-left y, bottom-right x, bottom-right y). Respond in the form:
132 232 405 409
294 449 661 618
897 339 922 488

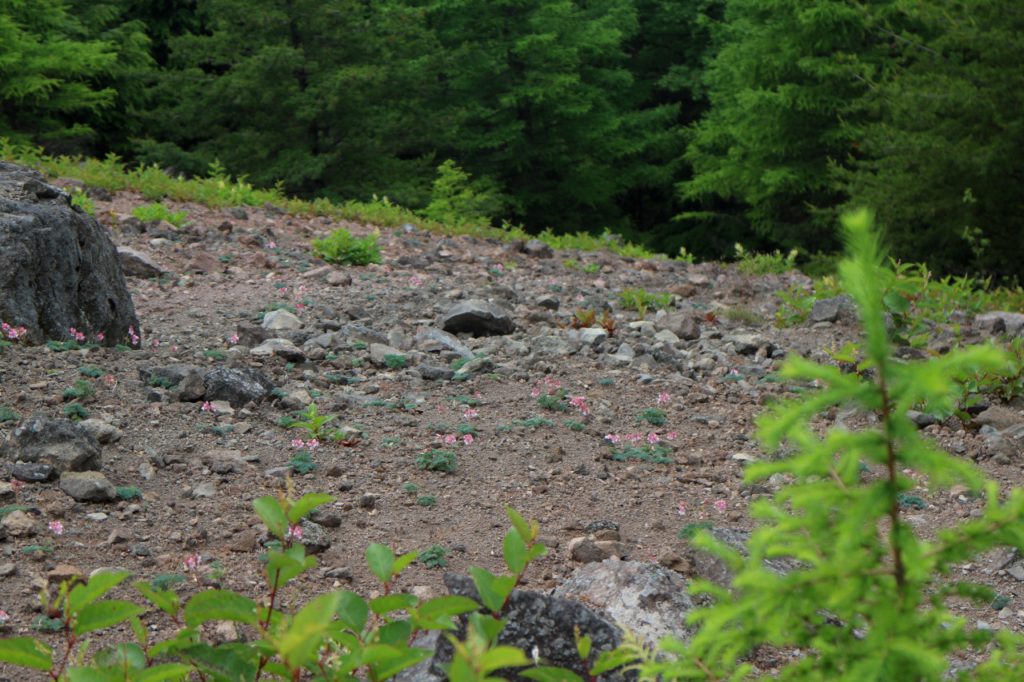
204 368 276 408
554 561 695 648
0 162 140 345
0 417 102 472
440 300 516 336
431 574 633 682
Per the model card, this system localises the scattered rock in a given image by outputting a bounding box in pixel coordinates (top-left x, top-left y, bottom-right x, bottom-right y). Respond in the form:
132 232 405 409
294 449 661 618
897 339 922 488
523 239 554 259
78 419 123 444
555 560 696 647
47 564 85 586
809 295 854 323
0 417 102 472
204 368 276 408
251 338 306 362
117 247 165 278
432 574 632 682
59 471 117 502
326 271 352 286
262 309 303 330
185 252 228 274
1 510 37 537
440 299 516 336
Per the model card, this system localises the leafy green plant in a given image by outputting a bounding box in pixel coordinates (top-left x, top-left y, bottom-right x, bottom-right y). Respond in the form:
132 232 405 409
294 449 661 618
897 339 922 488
563 420 586 431
0 505 28 519
416 449 458 473
148 574 186 591
116 487 142 501
352 340 368 350
452 357 471 371
62 379 93 400
537 389 569 411
677 522 713 540
77 364 102 378
456 424 478 436
733 243 799 275
618 287 656 320
599 378 614 386
512 417 555 429
133 202 189 227
148 376 175 389
641 209 1024 682
402 482 421 492
287 450 318 474
417 495 437 508
69 188 95 216
419 544 448 567
0 407 19 424
724 305 764 326
384 354 407 369
287 403 334 440
636 408 666 426
311 227 381 265
62 404 89 421
609 444 673 464
202 349 227 361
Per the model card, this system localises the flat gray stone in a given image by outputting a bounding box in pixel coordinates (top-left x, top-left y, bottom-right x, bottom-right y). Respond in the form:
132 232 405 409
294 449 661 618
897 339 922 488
262 309 303 330
1 417 101 472
59 471 116 502
440 299 515 336
117 247 164 278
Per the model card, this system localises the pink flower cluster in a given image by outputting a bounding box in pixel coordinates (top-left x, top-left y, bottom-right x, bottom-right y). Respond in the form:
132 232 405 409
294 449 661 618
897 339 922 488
463 408 478 419
230 333 239 344
286 524 303 542
657 392 671 405
184 553 201 570
201 401 216 412
291 438 319 450
69 327 86 342
1 323 27 340
0 610 9 624
409 276 424 287
49 521 63 536
569 396 589 415
679 499 728 521
128 326 140 346
531 377 562 398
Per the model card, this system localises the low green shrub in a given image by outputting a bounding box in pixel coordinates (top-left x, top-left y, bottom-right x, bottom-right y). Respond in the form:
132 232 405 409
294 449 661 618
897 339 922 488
311 227 381 265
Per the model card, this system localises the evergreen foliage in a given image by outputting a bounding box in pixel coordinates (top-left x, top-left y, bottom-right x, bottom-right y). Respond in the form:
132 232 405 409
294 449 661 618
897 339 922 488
640 210 1024 681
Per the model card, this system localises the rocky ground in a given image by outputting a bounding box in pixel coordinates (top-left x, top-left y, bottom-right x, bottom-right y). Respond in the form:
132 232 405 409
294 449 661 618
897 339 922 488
2 183 1024 677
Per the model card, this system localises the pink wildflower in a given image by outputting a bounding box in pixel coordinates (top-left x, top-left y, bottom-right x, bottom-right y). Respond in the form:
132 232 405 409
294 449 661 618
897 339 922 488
267 241 276 249
10 480 22 492
153 339 160 348
230 333 239 344
201 401 216 413
184 553 201 570
569 396 589 415
409 276 423 287
714 499 727 514
306 439 319 451
604 434 621 444
0 611 10 624
678 502 686 516
729 368 740 376
49 521 63 536
530 387 540 397
444 434 457 446
463 434 474 445
648 432 660 444
104 375 116 388
464 408 478 419
291 439 304 448
657 392 671 405
96 333 104 342
286 525 303 542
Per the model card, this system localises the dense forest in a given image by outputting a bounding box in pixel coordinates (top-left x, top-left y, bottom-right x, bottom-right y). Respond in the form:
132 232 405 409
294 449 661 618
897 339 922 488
1 0 1021 276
